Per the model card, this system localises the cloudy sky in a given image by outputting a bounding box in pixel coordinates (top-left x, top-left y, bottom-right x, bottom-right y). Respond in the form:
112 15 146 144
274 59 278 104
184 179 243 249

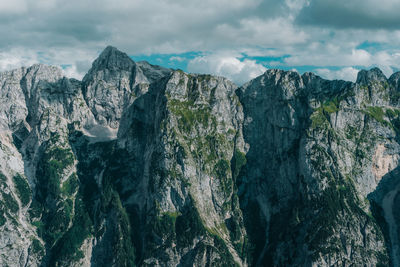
1 0 400 84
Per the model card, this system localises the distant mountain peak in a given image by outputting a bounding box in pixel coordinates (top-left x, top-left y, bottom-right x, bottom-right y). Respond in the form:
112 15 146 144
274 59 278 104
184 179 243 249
90 45 135 72
356 67 387 84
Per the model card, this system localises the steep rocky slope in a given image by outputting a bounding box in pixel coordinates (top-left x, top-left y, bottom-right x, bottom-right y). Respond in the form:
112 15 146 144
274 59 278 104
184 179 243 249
237 69 400 266
0 46 400 266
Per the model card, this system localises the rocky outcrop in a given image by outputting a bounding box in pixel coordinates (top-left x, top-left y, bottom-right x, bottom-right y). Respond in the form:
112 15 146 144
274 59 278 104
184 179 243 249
82 46 171 129
1 46 400 266
237 69 397 266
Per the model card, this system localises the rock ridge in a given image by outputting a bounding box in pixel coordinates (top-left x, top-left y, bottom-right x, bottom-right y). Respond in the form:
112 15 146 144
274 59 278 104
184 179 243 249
0 46 399 266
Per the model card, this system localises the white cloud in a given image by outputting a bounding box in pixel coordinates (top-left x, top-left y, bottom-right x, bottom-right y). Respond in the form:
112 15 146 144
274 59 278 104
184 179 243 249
62 65 85 80
0 0 27 14
0 0 400 83
315 67 359 82
0 47 96 79
0 0 302 55
170 56 184 62
0 49 38 71
214 18 308 47
187 53 267 85
284 48 373 67
297 0 400 29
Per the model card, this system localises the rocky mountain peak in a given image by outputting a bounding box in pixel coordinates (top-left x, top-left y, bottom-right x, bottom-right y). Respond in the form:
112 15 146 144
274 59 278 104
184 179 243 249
89 45 135 72
356 67 387 84
389 71 400 91
135 61 172 84
22 63 64 88
251 69 304 100
263 68 302 84
81 47 173 129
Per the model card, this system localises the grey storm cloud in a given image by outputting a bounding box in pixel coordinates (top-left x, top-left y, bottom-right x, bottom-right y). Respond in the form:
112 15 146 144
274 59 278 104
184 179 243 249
297 0 400 29
0 0 294 53
1 0 400 83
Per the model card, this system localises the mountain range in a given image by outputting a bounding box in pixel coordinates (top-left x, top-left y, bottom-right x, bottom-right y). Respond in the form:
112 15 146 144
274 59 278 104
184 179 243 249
0 46 400 266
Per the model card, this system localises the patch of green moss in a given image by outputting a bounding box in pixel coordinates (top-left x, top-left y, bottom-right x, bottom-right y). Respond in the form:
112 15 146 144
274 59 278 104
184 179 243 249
28 200 43 219
363 106 386 125
31 239 45 257
0 203 6 226
168 99 216 132
310 108 328 129
13 173 31 206
98 164 135 266
43 198 74 245
162 211 180 221
0 172 6 182
32 220 45 236
227 128 236 136
215 159 230 178
2 192 19 214
322 99 339 114
310 98 342 129
212 234 239 266
196 74 213 83
110 191 136 266
231 150 247 180
175 202 207 247
153 211 181 245
184 133 230 172
178 76 185 87
214 159 233 197
308 181 358 257
50 196 93 264
31 142 76 244
61 173 78 196
385 108 400 118
305 141 379 261
37 146 75 199
345 125 359 140
389 89 400 103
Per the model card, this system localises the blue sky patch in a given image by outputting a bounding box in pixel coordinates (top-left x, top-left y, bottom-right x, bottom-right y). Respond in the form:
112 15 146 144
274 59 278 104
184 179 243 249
130 52 203 71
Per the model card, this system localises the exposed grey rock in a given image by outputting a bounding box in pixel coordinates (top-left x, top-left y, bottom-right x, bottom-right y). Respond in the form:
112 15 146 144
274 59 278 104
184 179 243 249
237 68 394 266
82 46 172 129
0 46 399 267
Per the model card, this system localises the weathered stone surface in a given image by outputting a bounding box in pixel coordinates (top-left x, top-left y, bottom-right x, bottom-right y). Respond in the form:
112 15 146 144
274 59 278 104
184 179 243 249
1 46 400 266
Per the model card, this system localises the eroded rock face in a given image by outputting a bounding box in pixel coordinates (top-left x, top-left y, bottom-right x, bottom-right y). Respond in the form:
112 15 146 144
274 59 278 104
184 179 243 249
372 144 398 183
82 46 171 129
1 46 400 266
237 69 400 266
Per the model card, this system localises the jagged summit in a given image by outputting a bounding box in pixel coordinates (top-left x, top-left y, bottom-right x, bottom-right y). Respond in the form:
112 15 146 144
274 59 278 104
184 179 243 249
262 68 301 78
389 71 400 90
84 46 172 84
81 46 174 129
0 45 395 89
25 63 62 72
89 45 135 72
356 67 387 84
135 60 172 83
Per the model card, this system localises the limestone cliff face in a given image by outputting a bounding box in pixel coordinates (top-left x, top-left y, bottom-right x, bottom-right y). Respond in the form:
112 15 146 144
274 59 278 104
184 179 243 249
237 68 399 266
0 46 400 266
